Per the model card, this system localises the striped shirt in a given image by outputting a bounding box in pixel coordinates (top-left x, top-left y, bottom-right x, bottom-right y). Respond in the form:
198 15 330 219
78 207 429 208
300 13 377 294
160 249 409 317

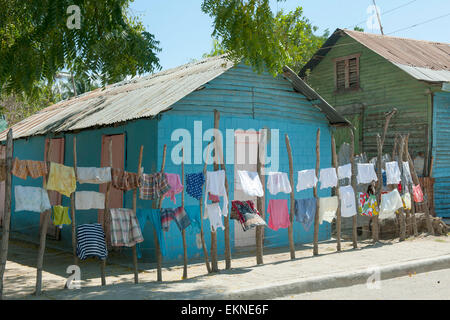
76 223 108 260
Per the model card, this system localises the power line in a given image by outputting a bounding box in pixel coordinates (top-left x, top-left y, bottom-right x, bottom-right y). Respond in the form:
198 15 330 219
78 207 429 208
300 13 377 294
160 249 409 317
386 12 450 35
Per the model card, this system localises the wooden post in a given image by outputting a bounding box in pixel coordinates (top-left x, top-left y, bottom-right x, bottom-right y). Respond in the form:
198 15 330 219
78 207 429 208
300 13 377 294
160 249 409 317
374 134 383 243
70 137 78 265
35 138 52 295
213 110 231 270
200 143 212 274
313 129 321 256
349 128 358 249
181 148 188 279
256 130 266 264
405 140 434 235
0 129 13 300
131 145 144 284
285 134 296 259
397 137 406 241
100 139 113 286
404 135 418 236
153 144 167 281
331 135 342 251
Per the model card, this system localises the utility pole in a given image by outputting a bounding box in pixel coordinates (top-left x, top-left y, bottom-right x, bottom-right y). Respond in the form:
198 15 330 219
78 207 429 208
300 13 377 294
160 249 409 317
372 0 384 35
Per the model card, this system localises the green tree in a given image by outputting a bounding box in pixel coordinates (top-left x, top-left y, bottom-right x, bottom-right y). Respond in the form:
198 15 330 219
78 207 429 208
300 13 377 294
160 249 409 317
0 0 161 99
201 0 326 75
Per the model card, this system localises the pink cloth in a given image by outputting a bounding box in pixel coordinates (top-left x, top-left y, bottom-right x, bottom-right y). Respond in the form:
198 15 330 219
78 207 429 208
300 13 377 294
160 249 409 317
413 184 423 203
267 199 290 231
208 192 220 203
163 173 184 204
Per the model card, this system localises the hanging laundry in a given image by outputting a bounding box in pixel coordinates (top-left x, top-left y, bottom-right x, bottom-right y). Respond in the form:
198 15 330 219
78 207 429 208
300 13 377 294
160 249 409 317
319 196 338 224
109 208 144 247
45 162 76 197
385 161 401 185
112 168 139 191
339 185 357 217
237 170 264 197
162 173 184 204
356 163 378 185
77 167 112 184
402 162 413 185
338 163 352 180
358 193 379 217
231 200 266 232
160 208 176 232
136 208 166 258
206 202 225 232
15 186 51 213
76 223 108 260
12 158 48 180
52 206 71 227
139 172 171 200
208 192 220 203
267 199 290 231
294 198 316 231
205 170 228 216
296 169 318 191
413 184 424 203
382 170 387 187
319 168 338 189
379 189 403 220
172 207 191 231
185 172 204 200
266 172 291 195
75 191 105 210
402 193 412 210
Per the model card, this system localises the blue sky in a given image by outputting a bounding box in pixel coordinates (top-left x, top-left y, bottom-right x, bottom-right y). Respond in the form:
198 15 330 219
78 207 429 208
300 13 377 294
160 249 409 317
129 0 450 71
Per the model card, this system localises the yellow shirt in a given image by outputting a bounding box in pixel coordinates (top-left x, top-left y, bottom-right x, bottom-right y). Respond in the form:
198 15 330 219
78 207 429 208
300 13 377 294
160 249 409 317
52 206 71 226
46 162 76 197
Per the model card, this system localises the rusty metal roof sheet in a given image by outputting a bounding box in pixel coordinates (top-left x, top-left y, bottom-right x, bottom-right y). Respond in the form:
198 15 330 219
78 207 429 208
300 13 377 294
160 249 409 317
300 29 450 82
0 55 234 141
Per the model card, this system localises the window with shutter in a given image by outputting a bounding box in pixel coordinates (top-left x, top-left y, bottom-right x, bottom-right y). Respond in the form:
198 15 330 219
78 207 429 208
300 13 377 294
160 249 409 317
334 54 360 92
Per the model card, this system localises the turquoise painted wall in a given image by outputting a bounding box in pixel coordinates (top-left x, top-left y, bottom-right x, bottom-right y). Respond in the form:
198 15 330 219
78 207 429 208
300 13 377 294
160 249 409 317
432 91 450 218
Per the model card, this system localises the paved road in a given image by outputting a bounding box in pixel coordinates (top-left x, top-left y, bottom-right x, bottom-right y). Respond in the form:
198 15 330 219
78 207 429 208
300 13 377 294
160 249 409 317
276 269 450 300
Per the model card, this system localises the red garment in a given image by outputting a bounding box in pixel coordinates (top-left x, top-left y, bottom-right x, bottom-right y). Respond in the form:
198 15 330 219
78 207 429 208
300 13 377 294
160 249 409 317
413 184 424 203
267 199 290 231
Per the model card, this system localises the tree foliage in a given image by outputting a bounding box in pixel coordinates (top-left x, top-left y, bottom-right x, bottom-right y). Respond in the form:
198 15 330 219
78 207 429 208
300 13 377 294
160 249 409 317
0 0 161 98
201 0 327 75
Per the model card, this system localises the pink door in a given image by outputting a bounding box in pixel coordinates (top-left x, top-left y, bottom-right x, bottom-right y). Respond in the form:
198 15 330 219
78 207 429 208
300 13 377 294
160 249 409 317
43 138 65 239
99 134 124 244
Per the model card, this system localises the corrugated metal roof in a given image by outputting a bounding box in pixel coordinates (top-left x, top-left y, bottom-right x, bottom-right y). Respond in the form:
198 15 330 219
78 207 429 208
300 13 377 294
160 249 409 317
0 55 234 141
300 29 450 82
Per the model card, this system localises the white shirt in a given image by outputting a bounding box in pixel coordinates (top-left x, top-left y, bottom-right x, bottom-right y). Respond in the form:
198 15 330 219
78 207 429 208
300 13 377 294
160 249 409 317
379 189 403 220
338 163 352 180
77 167 112 184
356 163 378 184
267 172 291 195
385 161 401 185
296 169 318 191
237 170 264 197
205 170 228 216
318 196 338 224
15 186 51 213
75 191 105 210
339 185 357 217
319 168 338 189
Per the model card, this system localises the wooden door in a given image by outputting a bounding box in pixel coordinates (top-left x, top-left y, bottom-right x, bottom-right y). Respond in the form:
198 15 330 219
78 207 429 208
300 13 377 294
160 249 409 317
99 134 124 242
233 130 259 248
43 138 65 240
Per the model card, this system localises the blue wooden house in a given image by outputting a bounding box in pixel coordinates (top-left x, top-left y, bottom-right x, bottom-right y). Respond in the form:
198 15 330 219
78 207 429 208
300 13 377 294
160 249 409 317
0 55 350 262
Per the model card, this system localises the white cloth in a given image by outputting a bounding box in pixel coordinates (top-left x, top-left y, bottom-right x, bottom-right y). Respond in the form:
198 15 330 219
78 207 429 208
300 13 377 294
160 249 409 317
296 169 318 191
402 193 412 210
379 189 403 220
339 185 357 217
402 161 413 184
206 202 224 232
267 172 291 195
338 163 352 180
237 170 264 197
356 163 378 184
319 196 338 224
385 161 401 185
205 170 228 216
77 167 112 184
319 168 338 189
15 186 51 213
75 191 105 210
